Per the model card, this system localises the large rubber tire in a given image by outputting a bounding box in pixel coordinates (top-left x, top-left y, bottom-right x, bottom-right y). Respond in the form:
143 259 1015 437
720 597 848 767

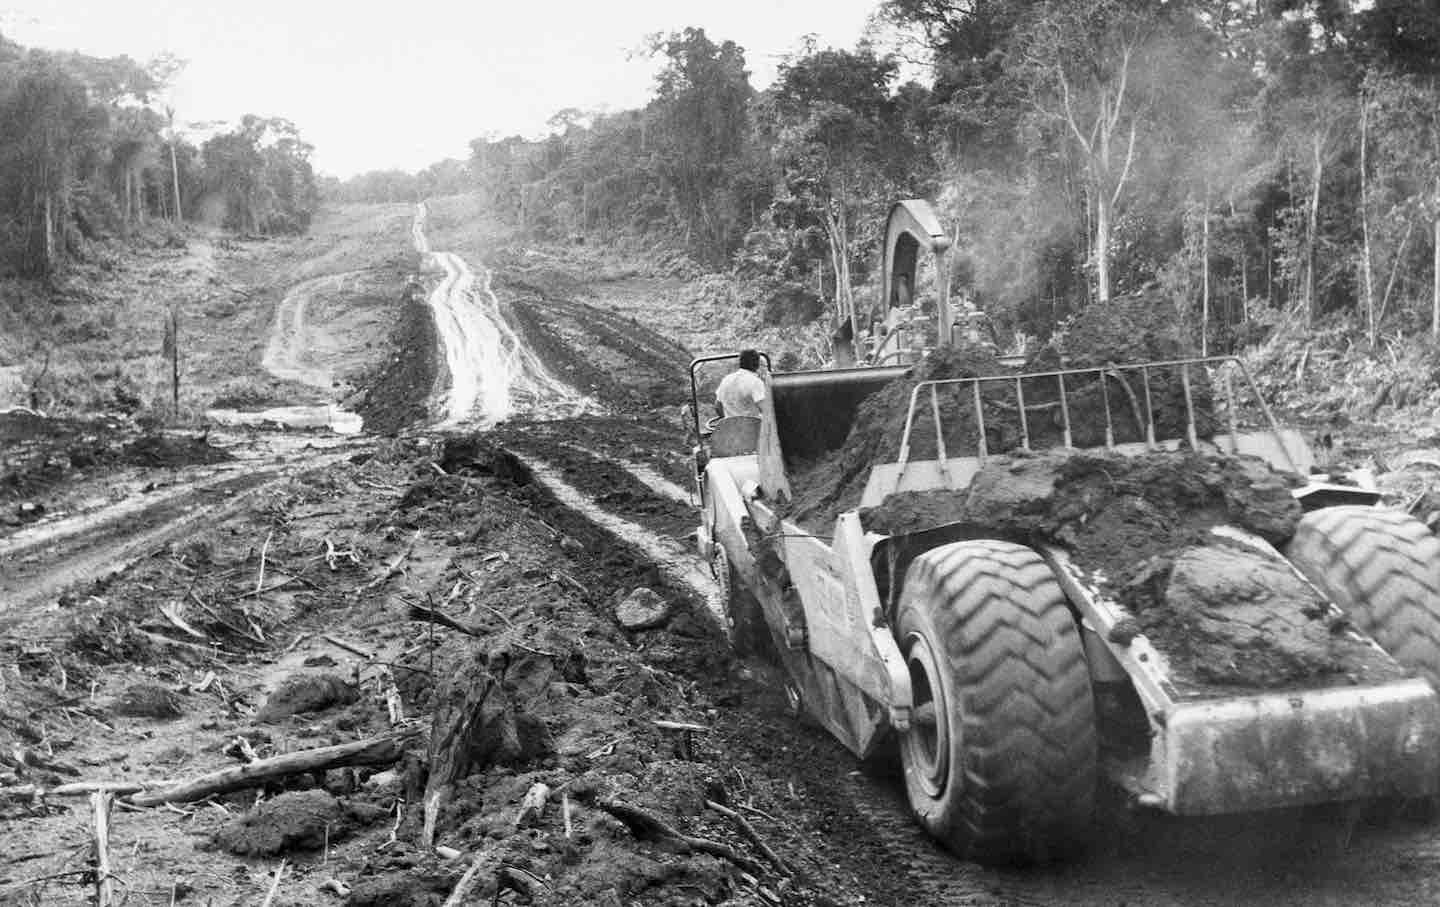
895 539 1097 865
712 545 770 658
1287 505 1440 689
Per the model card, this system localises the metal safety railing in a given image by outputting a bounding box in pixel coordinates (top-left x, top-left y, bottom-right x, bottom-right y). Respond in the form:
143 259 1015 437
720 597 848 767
894 355 1297 475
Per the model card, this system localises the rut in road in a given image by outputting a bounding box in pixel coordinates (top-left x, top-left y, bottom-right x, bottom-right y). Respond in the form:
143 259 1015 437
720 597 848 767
412 202 595 426
262 271 358 389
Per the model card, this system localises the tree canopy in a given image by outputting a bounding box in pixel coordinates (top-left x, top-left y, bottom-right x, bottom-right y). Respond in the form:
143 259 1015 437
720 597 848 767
0 31 320 278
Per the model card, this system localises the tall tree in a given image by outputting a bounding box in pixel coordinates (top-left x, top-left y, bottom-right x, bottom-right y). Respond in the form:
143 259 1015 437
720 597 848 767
761 42 924 343
1012 0 1157 304
646 28 754 263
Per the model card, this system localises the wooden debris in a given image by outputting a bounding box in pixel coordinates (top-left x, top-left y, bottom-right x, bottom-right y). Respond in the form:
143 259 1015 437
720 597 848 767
127 730 416 807
379 666 404 725
256 529 274 595
515 782 550 828
48 781 147 797
407 602 481 637
442 850 497 907
706 799 791 876
321 634 374 660
260 858 286 907
159 603 206 640
421 785 446 848
91 791 115 907
360 528 421 592
653 719 709 733
596 797 764 876
654 719 708 760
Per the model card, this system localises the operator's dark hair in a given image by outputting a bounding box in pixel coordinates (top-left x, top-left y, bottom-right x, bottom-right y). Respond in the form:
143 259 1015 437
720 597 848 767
738 349 761 371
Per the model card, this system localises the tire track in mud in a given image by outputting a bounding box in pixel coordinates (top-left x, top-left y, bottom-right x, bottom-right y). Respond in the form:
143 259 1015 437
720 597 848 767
506 296 688 409
509 449 713 606
261 270 361 390
412 203 596 426
0 467 284 620
500 436 695 538
538 293 693 373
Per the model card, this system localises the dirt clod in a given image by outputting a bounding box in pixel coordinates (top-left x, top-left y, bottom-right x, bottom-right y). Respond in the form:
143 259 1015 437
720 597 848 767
213 789 385 856
112 683 183 719
256 672 358 722
615 587 671 631
121 433 232 468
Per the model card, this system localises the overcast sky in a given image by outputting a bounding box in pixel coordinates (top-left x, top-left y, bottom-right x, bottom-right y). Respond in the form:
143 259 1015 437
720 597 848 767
1 0 882 178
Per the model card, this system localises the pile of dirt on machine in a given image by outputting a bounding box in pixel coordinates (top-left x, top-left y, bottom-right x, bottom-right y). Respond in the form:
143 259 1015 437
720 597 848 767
861 450 1403 690
785 290 1218 531
786 293 1403 692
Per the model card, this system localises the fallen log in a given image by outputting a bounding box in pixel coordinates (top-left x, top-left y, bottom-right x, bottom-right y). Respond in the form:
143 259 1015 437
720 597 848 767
128 730 417 807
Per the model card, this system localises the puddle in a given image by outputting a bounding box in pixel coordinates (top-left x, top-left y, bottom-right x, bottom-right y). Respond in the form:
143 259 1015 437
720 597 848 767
205 405 363 434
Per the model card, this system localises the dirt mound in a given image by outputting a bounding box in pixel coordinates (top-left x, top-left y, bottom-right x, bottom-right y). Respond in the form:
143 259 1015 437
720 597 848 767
787 289 1214 530
1128 540 1403 688
120 433 232 467
786 346 1010 528
256 672 358 722
355 293 440 435
213 789 386 856
861 449 1402 690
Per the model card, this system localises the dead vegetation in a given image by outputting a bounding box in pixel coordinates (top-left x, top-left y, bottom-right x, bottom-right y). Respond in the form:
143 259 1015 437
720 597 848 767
0 436 843 905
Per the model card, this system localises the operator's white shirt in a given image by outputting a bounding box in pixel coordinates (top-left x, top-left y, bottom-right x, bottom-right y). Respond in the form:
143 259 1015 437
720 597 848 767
716 369 766 418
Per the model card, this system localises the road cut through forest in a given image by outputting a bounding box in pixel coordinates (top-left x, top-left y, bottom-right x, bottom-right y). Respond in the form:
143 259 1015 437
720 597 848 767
7 198 1440 906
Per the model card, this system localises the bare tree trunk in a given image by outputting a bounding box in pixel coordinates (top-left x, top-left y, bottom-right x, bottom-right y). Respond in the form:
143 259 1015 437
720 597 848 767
1201 184 1210 356
42 191 54 275
1433 213 1440 338
170 141 183 223
1095 190 1111 304
1306 135 1323 327
1359 95 1376 344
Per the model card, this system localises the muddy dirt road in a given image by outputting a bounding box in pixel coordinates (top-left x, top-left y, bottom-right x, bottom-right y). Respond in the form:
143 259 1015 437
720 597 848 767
7 197 1440 906
413 202 594 425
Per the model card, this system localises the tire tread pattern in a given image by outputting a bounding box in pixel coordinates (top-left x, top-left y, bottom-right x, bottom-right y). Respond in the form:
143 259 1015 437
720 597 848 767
1288 506 1440 688
901 539 1097 864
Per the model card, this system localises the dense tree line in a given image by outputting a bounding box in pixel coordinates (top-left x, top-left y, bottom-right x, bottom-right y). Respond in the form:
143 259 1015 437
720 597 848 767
462 2 1440 350
0 31 319 279
321 158 470 205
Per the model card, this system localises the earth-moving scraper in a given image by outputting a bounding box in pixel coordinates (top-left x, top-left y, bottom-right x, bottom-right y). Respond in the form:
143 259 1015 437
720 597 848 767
688 199 1440 864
